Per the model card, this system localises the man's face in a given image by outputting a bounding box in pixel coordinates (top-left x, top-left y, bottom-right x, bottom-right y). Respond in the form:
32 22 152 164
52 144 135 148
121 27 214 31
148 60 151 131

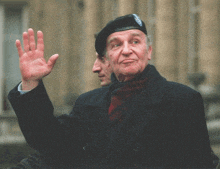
106 29 152 82
92 53 113 86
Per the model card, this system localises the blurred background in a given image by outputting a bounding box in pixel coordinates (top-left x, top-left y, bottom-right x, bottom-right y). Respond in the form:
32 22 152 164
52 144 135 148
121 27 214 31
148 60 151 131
0 0 220 168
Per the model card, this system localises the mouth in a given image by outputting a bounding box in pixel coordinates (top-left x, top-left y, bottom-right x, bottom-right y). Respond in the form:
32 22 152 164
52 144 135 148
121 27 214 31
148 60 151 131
121 59 135 64
98 75 105 80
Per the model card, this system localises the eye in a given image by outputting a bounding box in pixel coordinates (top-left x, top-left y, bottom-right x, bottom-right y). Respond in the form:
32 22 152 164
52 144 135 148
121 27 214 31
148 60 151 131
98 57 103 61
132 40 139 44
111 43 120 49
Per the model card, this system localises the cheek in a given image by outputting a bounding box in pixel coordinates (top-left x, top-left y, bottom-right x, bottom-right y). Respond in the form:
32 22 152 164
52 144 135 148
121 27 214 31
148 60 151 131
108 54 118 66
106 65 112 73
139 50 149 62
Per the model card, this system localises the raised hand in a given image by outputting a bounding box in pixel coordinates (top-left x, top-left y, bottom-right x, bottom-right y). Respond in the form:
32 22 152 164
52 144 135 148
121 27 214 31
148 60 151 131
16 28 59 90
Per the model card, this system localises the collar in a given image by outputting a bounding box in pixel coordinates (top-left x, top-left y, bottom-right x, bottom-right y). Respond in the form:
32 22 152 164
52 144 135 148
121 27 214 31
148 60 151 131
110 64 164 87
109 65 167 105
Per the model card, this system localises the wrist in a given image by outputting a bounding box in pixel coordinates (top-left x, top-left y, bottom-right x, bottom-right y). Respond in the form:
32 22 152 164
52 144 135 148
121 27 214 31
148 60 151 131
21 79 39 91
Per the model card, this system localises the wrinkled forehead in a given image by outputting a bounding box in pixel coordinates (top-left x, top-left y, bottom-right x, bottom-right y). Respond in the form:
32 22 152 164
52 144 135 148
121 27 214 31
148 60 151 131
107 29 146 44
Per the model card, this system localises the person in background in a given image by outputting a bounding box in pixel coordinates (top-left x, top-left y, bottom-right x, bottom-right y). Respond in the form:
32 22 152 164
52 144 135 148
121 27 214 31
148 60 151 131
92 52 112 86
8 14 218 168
93 32 113 87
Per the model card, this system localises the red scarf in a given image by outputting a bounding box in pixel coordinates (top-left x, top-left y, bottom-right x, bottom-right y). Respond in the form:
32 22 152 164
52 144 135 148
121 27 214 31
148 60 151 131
108 78 147 121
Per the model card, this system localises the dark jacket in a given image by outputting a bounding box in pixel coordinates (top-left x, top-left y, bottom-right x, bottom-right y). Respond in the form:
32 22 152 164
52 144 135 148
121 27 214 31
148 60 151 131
8 65 218 168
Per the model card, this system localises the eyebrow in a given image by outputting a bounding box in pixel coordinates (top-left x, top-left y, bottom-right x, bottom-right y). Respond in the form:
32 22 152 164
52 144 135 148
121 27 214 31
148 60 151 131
131 32 142 37
107 37 118 45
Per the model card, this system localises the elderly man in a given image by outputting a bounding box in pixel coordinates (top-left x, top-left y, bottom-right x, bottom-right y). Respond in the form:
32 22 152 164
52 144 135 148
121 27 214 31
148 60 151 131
8 14 218 168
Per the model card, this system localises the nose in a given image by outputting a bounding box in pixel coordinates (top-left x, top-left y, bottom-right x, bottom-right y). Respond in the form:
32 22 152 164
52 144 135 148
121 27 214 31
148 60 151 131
92 59 101 73
122 42 132 56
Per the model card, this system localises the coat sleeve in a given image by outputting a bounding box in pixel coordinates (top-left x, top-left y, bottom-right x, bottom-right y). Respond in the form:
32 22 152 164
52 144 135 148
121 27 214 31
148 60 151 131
167 90 218 168
8 81 88 164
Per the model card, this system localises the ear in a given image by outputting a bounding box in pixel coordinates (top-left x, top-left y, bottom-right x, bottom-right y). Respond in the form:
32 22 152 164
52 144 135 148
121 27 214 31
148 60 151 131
147 46 152 60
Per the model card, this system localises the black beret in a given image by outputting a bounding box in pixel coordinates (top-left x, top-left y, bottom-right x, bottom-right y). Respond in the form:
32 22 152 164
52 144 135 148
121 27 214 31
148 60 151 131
95 14 147 56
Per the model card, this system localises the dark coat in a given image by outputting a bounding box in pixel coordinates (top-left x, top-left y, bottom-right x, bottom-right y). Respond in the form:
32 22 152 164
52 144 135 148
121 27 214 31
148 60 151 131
8 65 217 168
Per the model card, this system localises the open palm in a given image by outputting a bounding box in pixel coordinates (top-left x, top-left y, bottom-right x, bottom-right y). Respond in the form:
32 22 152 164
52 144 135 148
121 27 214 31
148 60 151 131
16 28 59 89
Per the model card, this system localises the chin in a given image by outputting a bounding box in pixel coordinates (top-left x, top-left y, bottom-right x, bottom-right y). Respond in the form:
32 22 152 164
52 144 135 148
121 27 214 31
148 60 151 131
122 69 141 76
101 83 108 86
122 65 142 74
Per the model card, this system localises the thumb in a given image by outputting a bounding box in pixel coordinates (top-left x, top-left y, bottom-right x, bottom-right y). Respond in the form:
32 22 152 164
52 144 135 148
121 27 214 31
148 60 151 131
47 54 59 69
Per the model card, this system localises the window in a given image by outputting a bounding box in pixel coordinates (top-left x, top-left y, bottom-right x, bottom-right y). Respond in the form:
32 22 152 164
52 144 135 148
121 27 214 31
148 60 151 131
0 3 28 113
0 2 28 144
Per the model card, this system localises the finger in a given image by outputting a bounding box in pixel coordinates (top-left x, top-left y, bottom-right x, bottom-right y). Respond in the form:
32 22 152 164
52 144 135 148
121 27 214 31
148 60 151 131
28 28 36 51
47 54 59 69
37 31 44 51
15 40 23 57
23 32 29 52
